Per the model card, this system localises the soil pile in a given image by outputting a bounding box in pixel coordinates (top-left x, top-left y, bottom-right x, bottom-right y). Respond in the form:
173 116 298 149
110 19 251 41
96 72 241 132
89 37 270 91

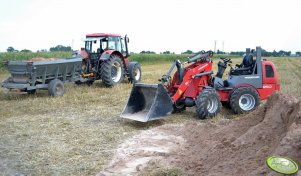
166 93 301 175
99 93 301 175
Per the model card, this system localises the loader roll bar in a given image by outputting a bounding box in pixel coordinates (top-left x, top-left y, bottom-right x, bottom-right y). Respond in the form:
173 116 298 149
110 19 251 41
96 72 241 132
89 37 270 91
188 51 213 63
194 71 213 78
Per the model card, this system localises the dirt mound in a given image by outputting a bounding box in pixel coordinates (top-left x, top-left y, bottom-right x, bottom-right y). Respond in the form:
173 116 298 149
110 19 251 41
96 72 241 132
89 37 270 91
165 93 301 175
99 93 301 175
28 57 61 62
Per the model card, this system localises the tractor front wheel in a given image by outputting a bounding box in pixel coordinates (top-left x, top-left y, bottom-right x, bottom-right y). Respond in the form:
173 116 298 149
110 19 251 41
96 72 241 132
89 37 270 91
229 86 260 114
100 55 124 87
128 62 142 83
195 89 221 119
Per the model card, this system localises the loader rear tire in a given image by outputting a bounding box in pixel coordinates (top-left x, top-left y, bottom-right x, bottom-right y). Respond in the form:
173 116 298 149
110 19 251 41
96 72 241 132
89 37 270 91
229 86 260 114
48 79 64 97
100 55 124 87
195 89 221 119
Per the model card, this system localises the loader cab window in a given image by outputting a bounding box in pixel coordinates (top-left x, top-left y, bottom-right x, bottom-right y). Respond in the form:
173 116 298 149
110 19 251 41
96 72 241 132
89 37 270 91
265 65 274 78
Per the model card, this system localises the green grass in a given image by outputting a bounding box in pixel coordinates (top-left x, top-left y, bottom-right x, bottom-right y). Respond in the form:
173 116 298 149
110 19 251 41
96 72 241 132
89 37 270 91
0 52 300 175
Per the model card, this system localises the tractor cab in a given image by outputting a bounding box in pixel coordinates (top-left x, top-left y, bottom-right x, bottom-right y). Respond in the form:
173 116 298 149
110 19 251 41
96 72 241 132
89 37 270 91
84 33 129 59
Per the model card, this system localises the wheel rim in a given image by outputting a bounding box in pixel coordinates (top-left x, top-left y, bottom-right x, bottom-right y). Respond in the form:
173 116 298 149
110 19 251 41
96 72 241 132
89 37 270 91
134 68 141 81
111 61 122 82
55 84 63 95
207 96 219 113
239 94 255 111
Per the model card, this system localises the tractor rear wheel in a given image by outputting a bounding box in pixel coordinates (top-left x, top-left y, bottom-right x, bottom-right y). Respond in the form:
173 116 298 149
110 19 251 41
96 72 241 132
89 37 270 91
100 55 124 87
229 86 260 114
48 79 64 97
195 89 221 119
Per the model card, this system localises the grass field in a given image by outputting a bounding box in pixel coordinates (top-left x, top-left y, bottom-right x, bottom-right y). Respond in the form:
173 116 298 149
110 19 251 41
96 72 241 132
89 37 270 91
0 53 300 175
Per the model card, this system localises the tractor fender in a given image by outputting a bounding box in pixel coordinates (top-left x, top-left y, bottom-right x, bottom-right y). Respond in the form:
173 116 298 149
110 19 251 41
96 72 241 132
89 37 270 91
99 50 123 61
99 50 127 66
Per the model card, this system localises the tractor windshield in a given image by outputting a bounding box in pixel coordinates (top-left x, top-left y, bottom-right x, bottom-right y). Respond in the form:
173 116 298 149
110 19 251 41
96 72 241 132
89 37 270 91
108 36 121 52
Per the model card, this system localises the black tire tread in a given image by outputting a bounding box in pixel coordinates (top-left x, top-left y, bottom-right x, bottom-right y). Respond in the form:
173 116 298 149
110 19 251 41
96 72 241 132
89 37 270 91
48 79 64 97
128 62 142 83
229 86 260 114
195 89 221 119
100 55 124 87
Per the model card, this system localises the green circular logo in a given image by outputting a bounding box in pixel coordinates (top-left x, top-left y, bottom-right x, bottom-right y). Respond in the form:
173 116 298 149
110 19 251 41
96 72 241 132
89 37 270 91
266 156 299 175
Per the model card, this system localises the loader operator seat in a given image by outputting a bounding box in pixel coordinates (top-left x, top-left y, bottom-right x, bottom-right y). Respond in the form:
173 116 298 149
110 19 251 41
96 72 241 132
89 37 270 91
231 49 255 75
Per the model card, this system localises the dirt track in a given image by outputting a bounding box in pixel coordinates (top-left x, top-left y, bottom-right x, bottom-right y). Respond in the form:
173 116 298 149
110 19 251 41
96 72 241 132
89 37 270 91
99 93 301 175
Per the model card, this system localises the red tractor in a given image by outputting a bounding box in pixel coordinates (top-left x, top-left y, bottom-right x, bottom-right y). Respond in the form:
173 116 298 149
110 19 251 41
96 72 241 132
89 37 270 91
121 46 280 122
75 33 141 86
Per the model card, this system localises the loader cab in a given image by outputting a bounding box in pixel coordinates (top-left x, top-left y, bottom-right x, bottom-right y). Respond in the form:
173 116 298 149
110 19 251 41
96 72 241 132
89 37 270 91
214 47 264 89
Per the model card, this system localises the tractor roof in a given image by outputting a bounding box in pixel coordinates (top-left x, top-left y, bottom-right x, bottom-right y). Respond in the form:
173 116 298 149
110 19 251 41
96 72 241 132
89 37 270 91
86 33 121 37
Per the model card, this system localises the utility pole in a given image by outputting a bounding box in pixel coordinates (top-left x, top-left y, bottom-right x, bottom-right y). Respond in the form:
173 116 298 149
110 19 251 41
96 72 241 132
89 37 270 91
214 40 217 53
72 39 74 51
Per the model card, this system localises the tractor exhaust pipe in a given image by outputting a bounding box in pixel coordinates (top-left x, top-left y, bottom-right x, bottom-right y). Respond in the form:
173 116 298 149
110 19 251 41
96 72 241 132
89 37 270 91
121 83 173 122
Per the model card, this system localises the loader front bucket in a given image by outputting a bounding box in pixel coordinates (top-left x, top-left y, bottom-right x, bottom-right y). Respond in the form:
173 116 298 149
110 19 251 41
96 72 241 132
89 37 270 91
121 83 173 122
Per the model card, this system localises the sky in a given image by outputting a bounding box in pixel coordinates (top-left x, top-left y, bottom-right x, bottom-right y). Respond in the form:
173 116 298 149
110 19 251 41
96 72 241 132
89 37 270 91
0 0 300 54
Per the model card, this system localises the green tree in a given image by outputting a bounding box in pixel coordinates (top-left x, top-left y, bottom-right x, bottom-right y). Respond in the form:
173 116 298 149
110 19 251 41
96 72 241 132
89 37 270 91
20 49 32 53
181 50 194 54
50 45 72 52
6 46 15 52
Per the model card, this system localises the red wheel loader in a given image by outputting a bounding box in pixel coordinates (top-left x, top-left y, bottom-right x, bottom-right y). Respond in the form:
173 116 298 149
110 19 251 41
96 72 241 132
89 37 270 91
121 46 280 122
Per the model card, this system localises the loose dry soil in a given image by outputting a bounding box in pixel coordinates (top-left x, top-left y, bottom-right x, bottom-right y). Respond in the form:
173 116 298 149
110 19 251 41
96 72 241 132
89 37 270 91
98 93 301 176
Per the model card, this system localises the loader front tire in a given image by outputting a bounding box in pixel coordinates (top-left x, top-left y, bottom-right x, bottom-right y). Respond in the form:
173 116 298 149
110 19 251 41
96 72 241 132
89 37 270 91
172 102 186 113
48 79 64 97
195 89 221 119
229 86 260 114
100 55 124 87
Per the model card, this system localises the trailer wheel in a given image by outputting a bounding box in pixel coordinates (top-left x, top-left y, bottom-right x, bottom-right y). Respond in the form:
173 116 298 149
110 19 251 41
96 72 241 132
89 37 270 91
229 86 260 114
195 89 221 119
100 55 124 87
48 79 64 97
128 62 142 83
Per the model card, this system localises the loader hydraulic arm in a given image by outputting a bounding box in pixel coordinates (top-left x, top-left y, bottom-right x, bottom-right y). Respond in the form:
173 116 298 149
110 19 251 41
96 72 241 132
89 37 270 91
171 62 212 102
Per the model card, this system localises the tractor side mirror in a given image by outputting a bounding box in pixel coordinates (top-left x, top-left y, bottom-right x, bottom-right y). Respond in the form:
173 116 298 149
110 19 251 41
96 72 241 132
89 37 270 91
125 35 129 43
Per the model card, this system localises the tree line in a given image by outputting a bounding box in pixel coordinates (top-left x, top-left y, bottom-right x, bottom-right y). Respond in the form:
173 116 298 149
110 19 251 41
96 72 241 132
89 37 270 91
5 46 301 57
6 45 72 53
